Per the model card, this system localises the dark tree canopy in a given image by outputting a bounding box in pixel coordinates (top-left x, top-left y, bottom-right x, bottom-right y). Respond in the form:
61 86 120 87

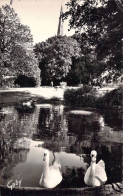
63 0 123 84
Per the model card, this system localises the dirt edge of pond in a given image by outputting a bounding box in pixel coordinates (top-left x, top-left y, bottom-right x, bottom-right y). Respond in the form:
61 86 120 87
0 182 123 196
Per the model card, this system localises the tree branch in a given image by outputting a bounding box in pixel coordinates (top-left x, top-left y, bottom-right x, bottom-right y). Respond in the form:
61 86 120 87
115 0 123 12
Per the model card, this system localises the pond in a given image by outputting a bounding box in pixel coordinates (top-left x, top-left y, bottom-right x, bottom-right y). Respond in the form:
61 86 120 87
0 99 122 188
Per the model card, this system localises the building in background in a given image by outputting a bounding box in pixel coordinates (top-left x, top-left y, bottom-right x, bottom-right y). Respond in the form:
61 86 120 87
57 5 64 36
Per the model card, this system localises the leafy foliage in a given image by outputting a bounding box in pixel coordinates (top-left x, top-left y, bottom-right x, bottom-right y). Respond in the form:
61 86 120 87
64 86 96 106
66 53 99 86
96 87 122 108
0 5 40 88
64 86 122 108
34 35 81 86
63 0 122 83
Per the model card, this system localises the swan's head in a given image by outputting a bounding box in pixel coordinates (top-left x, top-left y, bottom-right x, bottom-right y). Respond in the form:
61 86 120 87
43 149 49 162
90 150 97 162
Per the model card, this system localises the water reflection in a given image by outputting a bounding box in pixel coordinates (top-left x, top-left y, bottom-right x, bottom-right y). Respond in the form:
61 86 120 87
100 109 122 131
0 104 122 188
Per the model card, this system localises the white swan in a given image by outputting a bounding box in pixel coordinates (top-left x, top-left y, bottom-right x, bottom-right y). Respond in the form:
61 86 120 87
84 150 107 187
39 150 62 188
22 100 32 107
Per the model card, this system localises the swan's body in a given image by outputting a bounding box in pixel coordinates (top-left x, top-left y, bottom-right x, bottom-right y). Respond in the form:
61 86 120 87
84 150 107 187
39 150 62 188
22 100 36 107
22 101 32 107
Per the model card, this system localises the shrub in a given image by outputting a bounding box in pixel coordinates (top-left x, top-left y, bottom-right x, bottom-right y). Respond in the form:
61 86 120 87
64 85 96 107
64 86 122 109
96 87 122 108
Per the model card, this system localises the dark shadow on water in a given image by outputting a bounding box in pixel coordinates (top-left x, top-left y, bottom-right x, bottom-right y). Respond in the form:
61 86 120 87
0 91 32 105
59 167 86 188
15 106 36 116
100 109 122 131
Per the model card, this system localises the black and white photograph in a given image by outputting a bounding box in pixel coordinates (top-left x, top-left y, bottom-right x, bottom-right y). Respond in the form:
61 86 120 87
0 0 122 195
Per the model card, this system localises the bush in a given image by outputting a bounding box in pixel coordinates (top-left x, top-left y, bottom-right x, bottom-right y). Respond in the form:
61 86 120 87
64 86 122 109
96 87 122 108
64 85 96 107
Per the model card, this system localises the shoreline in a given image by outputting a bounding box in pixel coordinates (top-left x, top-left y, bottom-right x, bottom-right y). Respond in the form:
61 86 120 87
0 182 123 196
0 86 121 109
0 85 117 99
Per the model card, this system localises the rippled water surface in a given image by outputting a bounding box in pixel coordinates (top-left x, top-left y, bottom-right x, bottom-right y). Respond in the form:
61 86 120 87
0 101 122 188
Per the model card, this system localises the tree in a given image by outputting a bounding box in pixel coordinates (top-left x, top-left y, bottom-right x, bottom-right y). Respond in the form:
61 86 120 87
63 0 122 83
34 35 81 86
69 33 104 86
67 55 99 86
0 5 40 87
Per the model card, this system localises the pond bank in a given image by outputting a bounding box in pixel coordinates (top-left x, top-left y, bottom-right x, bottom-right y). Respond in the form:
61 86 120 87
0 87 65 101
64 86 122 109
0 183 123 196
0 85 117 104
0 86 80 106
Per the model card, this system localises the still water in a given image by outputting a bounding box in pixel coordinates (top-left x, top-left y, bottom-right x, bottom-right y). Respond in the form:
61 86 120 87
0 103 122 188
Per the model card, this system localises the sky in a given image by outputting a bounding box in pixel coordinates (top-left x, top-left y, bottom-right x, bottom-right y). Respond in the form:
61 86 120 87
0 0 75 44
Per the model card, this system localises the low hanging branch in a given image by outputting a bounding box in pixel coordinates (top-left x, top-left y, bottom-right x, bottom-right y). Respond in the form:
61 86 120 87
115 0 123 12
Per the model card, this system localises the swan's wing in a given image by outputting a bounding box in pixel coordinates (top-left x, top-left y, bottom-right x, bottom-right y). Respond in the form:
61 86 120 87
51 160 61 170
95 162 107 182
50 165 62 176
50 162 62 178
39 173 44 186
97 160 105 169
84 166 91 185
44 166 62 188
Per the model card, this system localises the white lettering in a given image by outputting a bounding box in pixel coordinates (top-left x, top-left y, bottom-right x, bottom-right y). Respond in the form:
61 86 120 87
7 180 13 190
7 179 22 190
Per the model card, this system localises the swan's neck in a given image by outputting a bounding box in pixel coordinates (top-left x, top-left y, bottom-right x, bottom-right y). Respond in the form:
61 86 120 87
43 158 49 175
90 161 96 177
